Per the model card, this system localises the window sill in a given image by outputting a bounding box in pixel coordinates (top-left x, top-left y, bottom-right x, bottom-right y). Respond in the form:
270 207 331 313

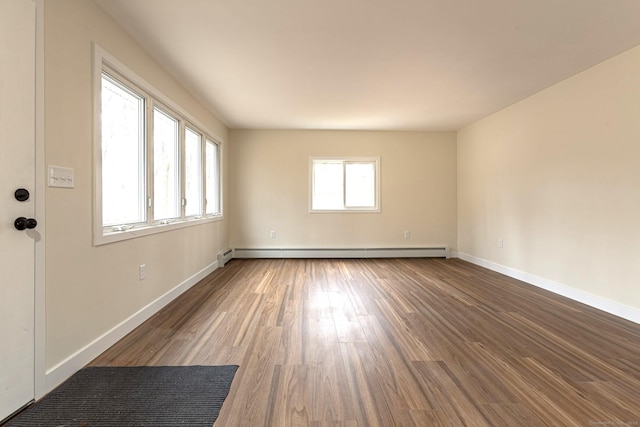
94 214 223 246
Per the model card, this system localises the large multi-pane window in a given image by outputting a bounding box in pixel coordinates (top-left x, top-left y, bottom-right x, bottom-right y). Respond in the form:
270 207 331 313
95 47 222 245
310 157 380 212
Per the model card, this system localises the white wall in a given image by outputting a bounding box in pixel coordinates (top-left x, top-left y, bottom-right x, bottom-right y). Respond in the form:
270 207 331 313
457 44 640 321
44 0 229 374
229 130 457 251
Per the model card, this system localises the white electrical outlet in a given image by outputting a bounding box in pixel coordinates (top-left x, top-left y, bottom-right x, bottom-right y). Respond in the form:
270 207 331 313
403 230 410 239
498 239 504 249
270 230 276 239
139 264 146 280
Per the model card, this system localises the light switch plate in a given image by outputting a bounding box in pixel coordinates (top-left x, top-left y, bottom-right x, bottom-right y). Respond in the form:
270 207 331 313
48 165 75 188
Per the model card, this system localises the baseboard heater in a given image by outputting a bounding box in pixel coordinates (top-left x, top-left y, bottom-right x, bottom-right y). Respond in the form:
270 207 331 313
217 248 234 267
232 247 449 259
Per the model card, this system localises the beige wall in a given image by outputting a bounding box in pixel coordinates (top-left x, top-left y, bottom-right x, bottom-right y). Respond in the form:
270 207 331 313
42 0 640 375
229 130 457 250
458 44 640 311
44 0 228 369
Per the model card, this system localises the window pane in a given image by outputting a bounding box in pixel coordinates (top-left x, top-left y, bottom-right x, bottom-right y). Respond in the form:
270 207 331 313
153 108 180 220
345 162 375 207
101 73 146 226
205 139 220 215
185 127 202 217
312 162 344 210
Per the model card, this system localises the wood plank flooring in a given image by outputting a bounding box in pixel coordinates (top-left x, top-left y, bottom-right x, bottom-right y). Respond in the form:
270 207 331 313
91 258 640 426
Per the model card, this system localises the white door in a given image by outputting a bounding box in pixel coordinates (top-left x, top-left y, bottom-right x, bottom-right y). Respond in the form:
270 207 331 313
0 0 37 420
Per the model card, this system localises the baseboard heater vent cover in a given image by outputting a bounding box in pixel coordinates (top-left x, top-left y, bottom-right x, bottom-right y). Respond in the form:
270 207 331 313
233 247 449 259
217 248 234 267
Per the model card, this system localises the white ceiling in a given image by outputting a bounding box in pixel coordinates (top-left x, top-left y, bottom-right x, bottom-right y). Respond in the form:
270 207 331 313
95 0 640 131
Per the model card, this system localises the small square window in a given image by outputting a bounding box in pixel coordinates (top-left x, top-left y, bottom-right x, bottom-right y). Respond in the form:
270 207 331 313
310 157 380 212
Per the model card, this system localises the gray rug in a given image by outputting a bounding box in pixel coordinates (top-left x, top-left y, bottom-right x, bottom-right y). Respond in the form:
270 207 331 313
8 365 238 426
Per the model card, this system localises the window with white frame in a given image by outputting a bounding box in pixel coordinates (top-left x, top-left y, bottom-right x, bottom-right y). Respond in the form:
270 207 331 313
205 138 220 215
94 46 222 245
310 157 380 212
101 72 147 227
184 126 203 218
153 106 180 221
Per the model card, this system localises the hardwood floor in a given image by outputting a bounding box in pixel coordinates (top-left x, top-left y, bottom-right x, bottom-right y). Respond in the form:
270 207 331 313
91 258 640 426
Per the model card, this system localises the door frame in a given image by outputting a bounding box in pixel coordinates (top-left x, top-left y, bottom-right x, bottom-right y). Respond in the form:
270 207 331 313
34 0 46 401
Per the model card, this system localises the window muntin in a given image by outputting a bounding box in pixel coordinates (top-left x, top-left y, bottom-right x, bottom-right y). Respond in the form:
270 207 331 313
310 157 380 212
153 107 180 221
95 46 223 245
101 72 146 226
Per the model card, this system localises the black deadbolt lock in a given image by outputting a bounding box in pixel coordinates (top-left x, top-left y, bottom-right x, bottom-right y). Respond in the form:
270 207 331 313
15 188 30 202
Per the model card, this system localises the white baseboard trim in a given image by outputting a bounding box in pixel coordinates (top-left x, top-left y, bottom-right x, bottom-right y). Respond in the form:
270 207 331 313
233 246 450 259
44 260 219 393
457 252 640 325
